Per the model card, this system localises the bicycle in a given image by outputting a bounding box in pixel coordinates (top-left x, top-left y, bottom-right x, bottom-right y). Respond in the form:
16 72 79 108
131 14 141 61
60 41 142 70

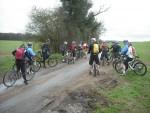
89 61 100 77
114 55 147 76
36 51 58 68
3 60 35 87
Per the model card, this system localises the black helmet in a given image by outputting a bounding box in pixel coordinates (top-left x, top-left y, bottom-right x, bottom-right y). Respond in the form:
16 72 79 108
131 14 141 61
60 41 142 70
27 42 32 47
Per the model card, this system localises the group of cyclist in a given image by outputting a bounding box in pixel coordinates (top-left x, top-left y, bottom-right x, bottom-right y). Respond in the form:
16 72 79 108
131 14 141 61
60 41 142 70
60 40 88 62
12 38 136 85
12 41 51 85
12 42 36 85
88 38 136 75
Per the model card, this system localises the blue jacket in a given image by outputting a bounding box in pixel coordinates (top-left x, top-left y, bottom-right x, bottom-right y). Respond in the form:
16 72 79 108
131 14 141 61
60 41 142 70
25 47 36 60
121 44 128 55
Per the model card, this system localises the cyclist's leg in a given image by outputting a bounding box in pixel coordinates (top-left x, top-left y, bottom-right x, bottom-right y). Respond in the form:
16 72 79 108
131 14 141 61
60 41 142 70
42 53 46 68
16 60 21 74
73 50 76 61
89 54 94 73
20 60 28 84
95 54 100 74
100 51 104 61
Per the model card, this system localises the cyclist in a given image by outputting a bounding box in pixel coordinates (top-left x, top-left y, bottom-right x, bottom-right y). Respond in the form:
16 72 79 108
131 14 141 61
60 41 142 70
110 41 121 59
88 38 101 74
69 41 77 62
124 42 136 71
41 43 50 68
12 44 28 85
25 42 36 65
82 42 88 59
121 40 129 74
100 40 109 64
60 41 68 56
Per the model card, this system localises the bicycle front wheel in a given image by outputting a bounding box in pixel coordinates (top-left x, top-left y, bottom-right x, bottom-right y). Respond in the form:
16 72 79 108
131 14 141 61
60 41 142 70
115 61 125 74
133 62 147 76
31 61 41 72
48 58 58 67
3 70 17 87
93 64 96 77
26 65 35 81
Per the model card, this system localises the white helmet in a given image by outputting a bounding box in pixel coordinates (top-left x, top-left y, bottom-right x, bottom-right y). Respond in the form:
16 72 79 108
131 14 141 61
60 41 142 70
91 38 96 42
64 41 68 45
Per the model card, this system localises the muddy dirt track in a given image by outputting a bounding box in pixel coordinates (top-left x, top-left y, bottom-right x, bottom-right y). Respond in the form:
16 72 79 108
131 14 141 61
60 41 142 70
0 59 119 113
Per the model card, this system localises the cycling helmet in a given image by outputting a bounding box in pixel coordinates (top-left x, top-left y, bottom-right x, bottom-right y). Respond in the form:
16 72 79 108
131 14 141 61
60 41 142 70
91 38 96 42
64 41 68 45
27 42 32 47
72 41 76 44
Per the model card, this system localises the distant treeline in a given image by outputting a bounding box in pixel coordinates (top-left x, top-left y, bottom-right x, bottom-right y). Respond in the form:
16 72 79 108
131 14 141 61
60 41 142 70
0 33 36 41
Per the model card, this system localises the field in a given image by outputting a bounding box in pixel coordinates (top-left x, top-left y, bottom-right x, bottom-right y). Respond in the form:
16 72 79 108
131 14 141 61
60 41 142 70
0 40 150 112
0 40 41 75
95 42 150 113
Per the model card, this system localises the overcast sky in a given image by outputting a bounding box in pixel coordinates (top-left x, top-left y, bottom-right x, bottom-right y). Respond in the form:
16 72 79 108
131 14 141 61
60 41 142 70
0 0 150 41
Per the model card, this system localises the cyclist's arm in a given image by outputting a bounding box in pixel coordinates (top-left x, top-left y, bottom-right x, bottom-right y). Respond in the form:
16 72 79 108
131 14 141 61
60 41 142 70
12 50 16 56
28 48 36 57
88 45 92 53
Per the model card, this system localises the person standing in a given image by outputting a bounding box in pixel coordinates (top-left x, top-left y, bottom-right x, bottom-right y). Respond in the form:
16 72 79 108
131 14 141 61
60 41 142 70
41 43 50 68
88 38 101 74
12 44 28 85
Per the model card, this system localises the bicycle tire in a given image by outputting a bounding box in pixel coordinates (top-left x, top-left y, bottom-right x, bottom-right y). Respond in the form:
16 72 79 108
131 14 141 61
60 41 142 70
31 61 41 72
115 61 125 74
3 70 17 87
133 62 147 76
48 58 58 67
25 64 35 81
93 64 96 77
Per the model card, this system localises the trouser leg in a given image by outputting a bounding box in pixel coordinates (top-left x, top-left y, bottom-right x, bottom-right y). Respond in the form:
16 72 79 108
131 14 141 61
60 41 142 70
20 61 27 81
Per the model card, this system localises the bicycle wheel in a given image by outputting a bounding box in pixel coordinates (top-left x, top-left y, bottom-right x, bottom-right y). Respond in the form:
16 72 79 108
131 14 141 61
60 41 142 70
115 61 125 74
48 58 58 67
133 62 147 76
25 65 35 81
3 70 17 87
31 61 41 72
93 64 96 76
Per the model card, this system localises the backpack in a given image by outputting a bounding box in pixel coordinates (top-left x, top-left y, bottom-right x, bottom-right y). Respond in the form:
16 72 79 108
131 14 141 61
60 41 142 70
113 44 120 52
93 44 99 54
15 48 25 60
132 46 136 56
25 48 33 61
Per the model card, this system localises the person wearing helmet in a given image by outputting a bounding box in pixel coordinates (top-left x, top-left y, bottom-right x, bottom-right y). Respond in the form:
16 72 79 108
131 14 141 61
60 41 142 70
123 42 136 74
41 43 50 68
121 40 129 55
88 38 101 74
120 40 129 75
100 40 109 64
70 41 77 62
110 41 121 59
12 44 28 85
25 42 36 64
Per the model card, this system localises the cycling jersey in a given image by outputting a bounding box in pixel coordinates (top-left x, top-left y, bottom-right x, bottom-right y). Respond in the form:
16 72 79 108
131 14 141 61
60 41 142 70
25 47 36 60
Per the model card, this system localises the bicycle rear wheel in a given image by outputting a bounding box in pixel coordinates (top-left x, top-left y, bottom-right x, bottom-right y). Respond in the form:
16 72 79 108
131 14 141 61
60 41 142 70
48 58 58 67
3 70 17 87
133 62 147 76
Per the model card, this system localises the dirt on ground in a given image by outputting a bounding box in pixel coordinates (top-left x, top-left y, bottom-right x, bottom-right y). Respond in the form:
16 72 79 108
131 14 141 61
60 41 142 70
37 66 120 113
0 59 122 113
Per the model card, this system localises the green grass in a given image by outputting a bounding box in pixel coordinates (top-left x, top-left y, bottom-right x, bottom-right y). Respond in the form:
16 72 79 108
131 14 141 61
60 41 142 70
0 40 23 54
95 41 150 113
0 40 41 74
0 40 62 75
